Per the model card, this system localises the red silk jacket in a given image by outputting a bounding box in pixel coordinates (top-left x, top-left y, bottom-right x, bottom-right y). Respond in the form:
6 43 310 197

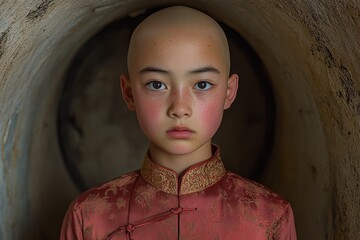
61 146 297 240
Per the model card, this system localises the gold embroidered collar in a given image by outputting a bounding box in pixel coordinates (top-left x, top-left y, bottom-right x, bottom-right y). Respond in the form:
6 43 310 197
140 145 226 195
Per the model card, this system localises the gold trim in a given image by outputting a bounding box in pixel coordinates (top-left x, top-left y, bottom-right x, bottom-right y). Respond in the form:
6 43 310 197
179 156 225 195
140 145 226 195
141 156 178 195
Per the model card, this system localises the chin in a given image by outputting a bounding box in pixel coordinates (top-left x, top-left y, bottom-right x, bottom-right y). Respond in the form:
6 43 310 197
165 145 195 155
165 141 210 156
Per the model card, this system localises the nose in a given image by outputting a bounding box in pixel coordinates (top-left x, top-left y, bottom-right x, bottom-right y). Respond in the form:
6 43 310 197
167 90 192 119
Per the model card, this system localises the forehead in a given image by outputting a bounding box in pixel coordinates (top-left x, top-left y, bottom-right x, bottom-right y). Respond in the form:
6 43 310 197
142 26 220 52
129 25 228 74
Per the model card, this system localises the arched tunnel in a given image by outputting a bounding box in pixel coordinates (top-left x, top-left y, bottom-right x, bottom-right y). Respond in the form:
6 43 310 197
0 1 359 239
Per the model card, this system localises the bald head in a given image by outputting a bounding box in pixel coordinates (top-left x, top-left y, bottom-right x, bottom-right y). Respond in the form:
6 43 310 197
127 6 231 76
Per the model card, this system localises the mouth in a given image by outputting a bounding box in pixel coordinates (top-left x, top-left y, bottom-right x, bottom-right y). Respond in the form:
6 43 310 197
167 126 194 132
166 126 195 138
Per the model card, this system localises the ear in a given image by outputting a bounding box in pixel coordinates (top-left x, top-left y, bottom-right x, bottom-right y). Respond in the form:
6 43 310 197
120 74 136 111
224 73 239 109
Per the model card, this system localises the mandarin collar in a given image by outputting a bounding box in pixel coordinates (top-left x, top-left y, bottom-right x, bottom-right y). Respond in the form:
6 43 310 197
140 145 226 195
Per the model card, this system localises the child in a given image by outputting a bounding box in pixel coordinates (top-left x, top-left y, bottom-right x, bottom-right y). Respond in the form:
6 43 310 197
61 6 297 240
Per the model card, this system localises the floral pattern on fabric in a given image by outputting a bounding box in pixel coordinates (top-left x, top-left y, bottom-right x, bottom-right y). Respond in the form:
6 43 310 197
141 146 226 195
60 146 297 240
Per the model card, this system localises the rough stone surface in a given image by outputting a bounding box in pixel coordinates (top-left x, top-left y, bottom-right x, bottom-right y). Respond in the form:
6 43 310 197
0 0 359 239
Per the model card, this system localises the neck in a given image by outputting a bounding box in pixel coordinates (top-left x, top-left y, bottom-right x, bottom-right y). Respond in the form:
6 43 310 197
149 143 213 175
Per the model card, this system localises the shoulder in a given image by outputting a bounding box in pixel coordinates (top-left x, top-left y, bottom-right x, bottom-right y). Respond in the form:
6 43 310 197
222 171 291 217
71 170 140 212
223 171 288 202
61 171 141 237
219 172 296 237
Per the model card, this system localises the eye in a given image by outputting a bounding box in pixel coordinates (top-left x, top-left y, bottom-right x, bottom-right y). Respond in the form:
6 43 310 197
146 81 166 90
194 81 213 90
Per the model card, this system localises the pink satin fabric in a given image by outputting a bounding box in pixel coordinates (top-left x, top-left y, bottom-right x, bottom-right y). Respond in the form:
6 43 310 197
61 146 297 239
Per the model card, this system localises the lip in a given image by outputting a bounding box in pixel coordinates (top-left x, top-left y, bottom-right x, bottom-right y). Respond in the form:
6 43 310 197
166 126 194 139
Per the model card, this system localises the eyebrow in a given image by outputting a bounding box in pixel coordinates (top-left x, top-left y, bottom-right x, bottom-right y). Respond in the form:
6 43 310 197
139 66 221 75
189 66 221 74
140 66 169 74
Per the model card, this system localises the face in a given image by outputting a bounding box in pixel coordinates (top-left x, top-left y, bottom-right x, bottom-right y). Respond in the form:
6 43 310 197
121 28 238 158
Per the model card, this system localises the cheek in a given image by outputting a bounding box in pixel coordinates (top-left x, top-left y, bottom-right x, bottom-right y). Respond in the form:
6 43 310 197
135 97 163 132
198 97 224 134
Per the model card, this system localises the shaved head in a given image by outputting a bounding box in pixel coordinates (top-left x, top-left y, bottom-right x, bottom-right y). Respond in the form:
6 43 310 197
120 6 239 167
127 6 231 76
